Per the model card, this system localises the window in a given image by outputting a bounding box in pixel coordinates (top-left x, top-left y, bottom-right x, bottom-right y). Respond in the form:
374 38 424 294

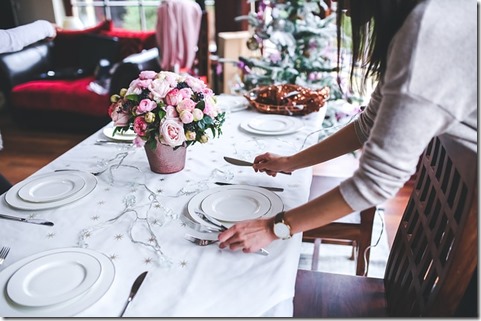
70 0 162 31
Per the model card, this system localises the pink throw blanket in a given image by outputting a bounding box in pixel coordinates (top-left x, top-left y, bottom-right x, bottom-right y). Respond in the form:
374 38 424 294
156 0 202 71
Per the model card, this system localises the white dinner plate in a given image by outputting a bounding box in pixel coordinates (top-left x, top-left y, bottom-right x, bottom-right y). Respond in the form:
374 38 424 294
17 173 86 203
240 115 304 135
102 126 136 141
7 251 102 307
187 185 284 229
4 171 97 210
200 189 272 222
0 247 115 317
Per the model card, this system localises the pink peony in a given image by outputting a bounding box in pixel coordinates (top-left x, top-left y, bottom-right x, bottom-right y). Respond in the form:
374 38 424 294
176 99 196 113
159 119 185 147
165 105 178 119
165 88 183 106
134 116 148 136
137 99 157 114
109 103 130 127
139 70 157 80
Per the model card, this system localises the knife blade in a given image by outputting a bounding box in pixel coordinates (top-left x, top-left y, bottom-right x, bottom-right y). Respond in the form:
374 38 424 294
120 271 148 317
0 214 54 226
215 182 284 192
223 157 292 175
95 139 133 145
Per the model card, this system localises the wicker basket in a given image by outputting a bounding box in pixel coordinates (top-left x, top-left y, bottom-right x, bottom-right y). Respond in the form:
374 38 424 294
244 84 330 116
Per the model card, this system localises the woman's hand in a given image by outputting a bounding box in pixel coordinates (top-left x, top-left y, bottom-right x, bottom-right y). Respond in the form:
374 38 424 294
253 152 292 177
218 217 278 253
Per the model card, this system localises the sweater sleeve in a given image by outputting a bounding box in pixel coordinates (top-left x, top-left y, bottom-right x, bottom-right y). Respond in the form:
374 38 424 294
0 20 56 54
339 0 477 211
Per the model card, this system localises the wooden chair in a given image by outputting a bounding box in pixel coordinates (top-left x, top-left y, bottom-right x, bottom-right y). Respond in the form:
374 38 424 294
303 175 377 276
294 136 478 317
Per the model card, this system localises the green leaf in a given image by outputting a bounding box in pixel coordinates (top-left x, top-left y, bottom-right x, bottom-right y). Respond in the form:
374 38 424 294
126 94 140 102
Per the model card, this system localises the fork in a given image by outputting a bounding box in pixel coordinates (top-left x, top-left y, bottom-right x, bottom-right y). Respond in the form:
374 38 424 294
184 234 269 256
184 234 219 246
0 246 10 265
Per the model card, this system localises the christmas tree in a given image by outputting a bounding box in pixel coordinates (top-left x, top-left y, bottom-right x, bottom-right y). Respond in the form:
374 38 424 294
234 0 362 103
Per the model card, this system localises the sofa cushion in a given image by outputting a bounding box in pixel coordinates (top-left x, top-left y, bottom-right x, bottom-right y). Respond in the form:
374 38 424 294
11 76 109 117
53 20 113 69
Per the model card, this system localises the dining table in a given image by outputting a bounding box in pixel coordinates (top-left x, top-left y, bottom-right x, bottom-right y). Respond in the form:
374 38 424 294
0 94 326 317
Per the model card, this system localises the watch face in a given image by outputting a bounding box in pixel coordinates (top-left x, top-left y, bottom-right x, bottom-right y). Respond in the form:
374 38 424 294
274 222 291 239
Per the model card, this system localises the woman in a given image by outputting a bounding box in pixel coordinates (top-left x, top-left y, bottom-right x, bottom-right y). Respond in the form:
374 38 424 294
218 0 477 252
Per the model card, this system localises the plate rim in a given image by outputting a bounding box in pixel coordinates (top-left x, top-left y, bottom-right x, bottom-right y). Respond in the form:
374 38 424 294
4 171 97 210
247 116 297 132
200 188 272 222
17 173 86 203
102 126 136 142
6 251 102 307
240 115 304 136
0 247 115 317
186 185 284 229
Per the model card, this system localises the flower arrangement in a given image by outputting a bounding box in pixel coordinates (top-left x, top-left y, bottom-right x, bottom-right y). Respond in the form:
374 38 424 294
108 71 225 149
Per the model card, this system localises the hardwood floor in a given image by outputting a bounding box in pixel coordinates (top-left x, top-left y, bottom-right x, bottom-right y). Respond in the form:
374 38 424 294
0 111 90 184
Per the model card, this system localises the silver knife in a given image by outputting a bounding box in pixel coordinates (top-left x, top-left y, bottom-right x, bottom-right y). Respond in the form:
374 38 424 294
194 211 269 256
223 156 292 175
0 214 54 226
215 182 284 192
120 271 148 317
95 139 133 145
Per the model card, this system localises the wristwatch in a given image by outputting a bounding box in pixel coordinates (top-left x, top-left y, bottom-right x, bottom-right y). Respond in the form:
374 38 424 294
273 211 292 240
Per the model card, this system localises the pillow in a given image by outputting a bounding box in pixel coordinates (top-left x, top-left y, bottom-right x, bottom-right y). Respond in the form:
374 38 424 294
78 33 120 74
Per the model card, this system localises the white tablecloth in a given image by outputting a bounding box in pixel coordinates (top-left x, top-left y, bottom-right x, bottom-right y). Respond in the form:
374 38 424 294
0 97 324 317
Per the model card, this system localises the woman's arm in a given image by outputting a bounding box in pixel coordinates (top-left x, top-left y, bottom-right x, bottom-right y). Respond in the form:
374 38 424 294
0 20 56 54
253 120 363 176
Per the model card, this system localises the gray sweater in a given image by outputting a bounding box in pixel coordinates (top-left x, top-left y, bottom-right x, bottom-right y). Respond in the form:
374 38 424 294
339 0 477 211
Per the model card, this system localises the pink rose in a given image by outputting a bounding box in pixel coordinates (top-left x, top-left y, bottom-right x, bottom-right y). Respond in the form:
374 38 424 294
179 110 194 124
176 99 196 113
165 106 179 119
179 87 194 99
139 70 157 80
185 76 206 92
109 102 130 127
160 119 185 147
165 88 183 106
203 96 218 118
134 116 148 136
149 78 172 101
136 99 157 114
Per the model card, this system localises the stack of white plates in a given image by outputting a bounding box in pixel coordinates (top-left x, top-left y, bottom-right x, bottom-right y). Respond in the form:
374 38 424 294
240 115 304 135
184 185 284 233
0 247 115 317
4 171 97 210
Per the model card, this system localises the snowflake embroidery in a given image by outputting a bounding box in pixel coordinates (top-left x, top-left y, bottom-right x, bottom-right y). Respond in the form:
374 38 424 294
109 254 118 260
180 260 188 268
91 215 100 221
148 236 156 243
28 213 37 219
114 234 123 240
97 200 105 206
144 257 153 264
46 232 55 238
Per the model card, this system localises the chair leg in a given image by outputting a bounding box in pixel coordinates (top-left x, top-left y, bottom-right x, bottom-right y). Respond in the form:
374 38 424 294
356 207 376 276
311 238 322 271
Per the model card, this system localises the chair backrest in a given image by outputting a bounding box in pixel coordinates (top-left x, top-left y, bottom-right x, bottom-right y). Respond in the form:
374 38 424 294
384 136 478 316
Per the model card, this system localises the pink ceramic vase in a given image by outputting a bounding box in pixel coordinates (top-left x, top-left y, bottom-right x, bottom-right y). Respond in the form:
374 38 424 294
144 143 186 174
